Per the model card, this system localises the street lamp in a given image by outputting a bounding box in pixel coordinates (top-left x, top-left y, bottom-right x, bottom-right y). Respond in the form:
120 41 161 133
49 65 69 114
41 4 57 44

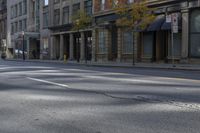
76 19 80 63
22 31 25 61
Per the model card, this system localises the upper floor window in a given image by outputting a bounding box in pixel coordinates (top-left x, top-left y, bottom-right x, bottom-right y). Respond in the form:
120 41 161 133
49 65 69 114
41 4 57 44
100 0 105 10
63 6 69 24
84 0 92 15
44 0 49 6
54 0 60 4
72 3 80 16
128 0 134 4
54 9 60 25
22 0 27 15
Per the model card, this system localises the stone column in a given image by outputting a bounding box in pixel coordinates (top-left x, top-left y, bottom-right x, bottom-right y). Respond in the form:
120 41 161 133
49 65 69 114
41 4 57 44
40 37 43 60
92 29 96 62
80 32 85 61
60 34 64 60
50 36 56 59
69 33 74 60
117 28 122 62
105 29 109 62
181 9 189 63
26 38 30 59
134 32 139 63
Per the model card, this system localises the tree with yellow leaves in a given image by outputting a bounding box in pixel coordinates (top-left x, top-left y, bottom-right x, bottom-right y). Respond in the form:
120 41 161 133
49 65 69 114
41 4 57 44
113 0 155 30
72 10 92 63
72 10 92 31
112 0 155 65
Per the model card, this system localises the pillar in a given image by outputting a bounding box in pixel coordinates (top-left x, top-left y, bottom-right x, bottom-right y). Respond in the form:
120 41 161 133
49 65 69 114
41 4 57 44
134 32 139 63
26 38 30 59
69 33 74 60
80 32 85 61
117 28 122 62
92 29 96 62
60 34 64 60
105 29 109 62
181 9 189 63
50 36 56 59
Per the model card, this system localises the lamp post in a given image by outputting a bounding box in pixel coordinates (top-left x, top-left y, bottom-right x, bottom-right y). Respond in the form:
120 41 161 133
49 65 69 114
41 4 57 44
22 31 25 61
76 19 80 63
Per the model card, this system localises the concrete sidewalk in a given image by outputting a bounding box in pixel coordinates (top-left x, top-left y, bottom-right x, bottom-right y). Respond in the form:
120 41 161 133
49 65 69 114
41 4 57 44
4 59 200 71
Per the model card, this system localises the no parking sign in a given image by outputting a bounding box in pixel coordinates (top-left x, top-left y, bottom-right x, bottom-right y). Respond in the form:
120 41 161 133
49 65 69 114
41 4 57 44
171 13 178 33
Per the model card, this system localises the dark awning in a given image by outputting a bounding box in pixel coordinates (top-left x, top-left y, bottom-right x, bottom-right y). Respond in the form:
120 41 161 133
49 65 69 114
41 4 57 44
147 15 165 31
161 22 171 30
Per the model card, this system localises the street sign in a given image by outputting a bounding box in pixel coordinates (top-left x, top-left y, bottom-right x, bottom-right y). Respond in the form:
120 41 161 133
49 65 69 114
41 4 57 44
172 13 178 26
166 15 171 23
171 13 179 33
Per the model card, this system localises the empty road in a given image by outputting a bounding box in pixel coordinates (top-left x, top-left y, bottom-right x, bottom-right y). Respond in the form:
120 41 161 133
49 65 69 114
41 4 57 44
0 60 200 133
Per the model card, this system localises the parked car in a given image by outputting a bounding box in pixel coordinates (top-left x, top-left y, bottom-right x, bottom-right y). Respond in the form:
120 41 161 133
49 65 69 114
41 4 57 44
1 52 6 60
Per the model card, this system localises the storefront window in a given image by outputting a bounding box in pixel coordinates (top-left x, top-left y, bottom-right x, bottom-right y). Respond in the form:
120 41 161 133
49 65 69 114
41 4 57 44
98 30 106 53
122 31 133 54
143 32 153 58
190 9 200 57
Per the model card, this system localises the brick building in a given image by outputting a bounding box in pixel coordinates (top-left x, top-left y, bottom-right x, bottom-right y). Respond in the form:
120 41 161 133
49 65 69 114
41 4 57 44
93 0 200 64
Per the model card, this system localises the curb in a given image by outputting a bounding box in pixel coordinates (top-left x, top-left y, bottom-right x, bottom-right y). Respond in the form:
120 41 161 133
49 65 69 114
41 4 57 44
4 59 200 71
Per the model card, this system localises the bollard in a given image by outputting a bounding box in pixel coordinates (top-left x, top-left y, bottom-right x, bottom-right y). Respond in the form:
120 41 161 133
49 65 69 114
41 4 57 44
64 54 67 64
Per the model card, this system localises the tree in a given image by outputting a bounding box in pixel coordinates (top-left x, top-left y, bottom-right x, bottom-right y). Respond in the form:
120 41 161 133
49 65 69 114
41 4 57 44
114 0 155 30
113 0 155 65
72 10 92 31
72 10 92 63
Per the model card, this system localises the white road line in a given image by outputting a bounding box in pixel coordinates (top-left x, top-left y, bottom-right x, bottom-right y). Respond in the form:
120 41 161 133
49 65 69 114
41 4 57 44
83 75 173 84
27 77 70 88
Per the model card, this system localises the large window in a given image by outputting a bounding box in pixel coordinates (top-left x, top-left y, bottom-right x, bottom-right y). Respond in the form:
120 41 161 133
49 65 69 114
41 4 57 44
190 9 200 57
122 31 133 54
84 0 92 15
54 9 60 25
44 0 49 6
19 20 22 31
98 30 106 53
63 6 69 24
22 0 27 15
143 32 154 58
19 2 22 16
100 0 105 10
22 19 27 31
43 12 49 28
72 3 80 16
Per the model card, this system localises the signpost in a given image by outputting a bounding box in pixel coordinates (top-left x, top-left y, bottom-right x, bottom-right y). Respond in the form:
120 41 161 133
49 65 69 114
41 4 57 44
171 13 178 67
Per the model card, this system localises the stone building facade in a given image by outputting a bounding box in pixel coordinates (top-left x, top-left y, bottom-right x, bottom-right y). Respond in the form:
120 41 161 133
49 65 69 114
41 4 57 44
5 0 200 64
0 0 7 55
7 0 40 59
40 0 93 62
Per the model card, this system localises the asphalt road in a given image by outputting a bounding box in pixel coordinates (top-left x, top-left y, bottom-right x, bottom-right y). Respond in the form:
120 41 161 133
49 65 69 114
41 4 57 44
0 60 200 133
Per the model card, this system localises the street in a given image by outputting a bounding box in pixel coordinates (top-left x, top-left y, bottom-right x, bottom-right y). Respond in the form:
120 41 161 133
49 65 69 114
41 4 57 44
0 60 200 133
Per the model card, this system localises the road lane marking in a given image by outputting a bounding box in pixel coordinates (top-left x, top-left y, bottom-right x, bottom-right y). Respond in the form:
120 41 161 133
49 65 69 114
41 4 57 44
27 77 70 88
83 75 174 84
